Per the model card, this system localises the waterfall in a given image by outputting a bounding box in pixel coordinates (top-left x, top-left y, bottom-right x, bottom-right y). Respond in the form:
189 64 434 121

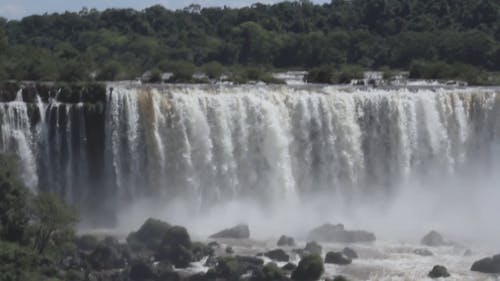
0 84 499 225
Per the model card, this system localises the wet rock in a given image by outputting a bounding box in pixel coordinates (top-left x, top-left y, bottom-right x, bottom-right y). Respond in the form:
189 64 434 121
209 224 250 239
428 265 450 278
292 248 305 257
192 242 214 261
204 255 217 267
88 244 126 270
292 254 324 281
330 276 350 281
325 252 352 265
207 241 220 249
156 226 193 268
413 248 434 256
251 262 288 281
215 256 264 280
127 218 171 251
342 247 358 259
308 223 375 243
421 231 446 247
265 249 290 262
282 262 297 271
129 260 157 281
277 235 296 247
471 254 500 273
305 241 322 255
75 235 99 252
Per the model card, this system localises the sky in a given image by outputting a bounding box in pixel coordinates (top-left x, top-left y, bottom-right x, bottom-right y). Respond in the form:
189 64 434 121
0 0 329 20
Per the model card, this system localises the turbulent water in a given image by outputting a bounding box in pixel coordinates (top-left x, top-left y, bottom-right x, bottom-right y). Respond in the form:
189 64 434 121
3 84 500 279
1 84 500 230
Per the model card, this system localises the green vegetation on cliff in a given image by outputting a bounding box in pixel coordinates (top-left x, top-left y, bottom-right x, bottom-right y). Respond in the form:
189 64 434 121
0 0 499 84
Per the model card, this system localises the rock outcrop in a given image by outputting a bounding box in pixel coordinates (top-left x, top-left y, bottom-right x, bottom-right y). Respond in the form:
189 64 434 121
324 252 352 265
308 223 375 243
209 224 250 239
428 265 450 278
471 255 500 274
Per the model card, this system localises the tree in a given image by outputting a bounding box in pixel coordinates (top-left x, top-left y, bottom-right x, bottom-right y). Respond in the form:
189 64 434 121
0 155 29 243
30 193 78 255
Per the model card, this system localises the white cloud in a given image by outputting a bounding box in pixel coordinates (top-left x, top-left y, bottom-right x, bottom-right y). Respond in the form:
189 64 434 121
0 4 26 19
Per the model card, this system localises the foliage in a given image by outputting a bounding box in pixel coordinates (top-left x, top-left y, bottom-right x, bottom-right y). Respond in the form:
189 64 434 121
306 65 364 84
409 61 490 85
0 153 80 281
30 193 78 255
0 0 499 83
291 254 324 281
0 155 29 243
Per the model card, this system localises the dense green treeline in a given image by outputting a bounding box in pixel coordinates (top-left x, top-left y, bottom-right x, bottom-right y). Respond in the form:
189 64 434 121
0 0 499 82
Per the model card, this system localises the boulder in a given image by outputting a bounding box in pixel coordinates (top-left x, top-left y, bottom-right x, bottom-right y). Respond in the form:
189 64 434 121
265 249 290 262
191 242 214 261
305 241 322 255
215 256 264 280
127 218 171 251
325 252 352 265
156 226 193 268
75 235 99 252
308 223 375 243
129 260 157 281
342 247 358 259
204 255 217 267
209 224 250 239
251 262 288 281
277 235 296 247
291 254 324 281
428 265 450 278
471 254 500 273
226 246 234 254
421 231 446 247
88 244 126 270
282 262 297 271
413 248 434 256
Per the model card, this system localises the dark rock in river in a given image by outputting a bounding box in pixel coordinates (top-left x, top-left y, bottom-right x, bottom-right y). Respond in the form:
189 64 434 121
421 231 446 247
156 226 193 268
209 224 250 239
292 254 324 281
282 262 297 271
342 247 358 259
265 249 290 262
305 241 322 255
251 262 288 281
413 248 434 256
428 265 450 278
215 256 264 280
129 260 157 281
308 223 375 243
277 235 296 247
325 252 352 265
75 234 99 252
471 254 500 273
88 244 126 270
127 218 171 251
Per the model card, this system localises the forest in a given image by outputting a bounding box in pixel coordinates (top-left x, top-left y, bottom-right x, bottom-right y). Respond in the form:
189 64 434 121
0 0 499 84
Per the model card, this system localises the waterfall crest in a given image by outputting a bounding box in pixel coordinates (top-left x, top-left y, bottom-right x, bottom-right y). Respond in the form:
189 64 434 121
1 84 499 225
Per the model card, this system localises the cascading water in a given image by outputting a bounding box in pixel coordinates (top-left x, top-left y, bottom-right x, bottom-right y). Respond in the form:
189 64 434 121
1 84 499 230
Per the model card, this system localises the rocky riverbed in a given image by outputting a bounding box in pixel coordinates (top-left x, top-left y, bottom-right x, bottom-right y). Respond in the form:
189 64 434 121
72 219 500 281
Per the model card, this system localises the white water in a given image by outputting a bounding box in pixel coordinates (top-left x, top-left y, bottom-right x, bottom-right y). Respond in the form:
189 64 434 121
2 84 500 280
